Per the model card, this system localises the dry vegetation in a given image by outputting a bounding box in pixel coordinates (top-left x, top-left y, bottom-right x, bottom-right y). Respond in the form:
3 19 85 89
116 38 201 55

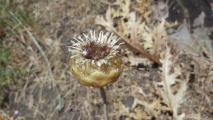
0 0 212 120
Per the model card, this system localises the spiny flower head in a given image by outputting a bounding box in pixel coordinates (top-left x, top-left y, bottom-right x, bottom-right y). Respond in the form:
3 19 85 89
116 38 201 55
69 30 123 87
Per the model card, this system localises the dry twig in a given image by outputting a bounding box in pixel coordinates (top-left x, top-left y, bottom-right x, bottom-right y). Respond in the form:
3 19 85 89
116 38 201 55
112 29 161 65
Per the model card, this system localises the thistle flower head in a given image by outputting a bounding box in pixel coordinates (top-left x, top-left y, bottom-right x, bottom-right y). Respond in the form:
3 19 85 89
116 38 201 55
69 30 123 87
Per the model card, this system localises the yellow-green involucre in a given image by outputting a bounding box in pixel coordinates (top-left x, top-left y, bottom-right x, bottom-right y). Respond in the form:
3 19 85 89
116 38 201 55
69 30 123 87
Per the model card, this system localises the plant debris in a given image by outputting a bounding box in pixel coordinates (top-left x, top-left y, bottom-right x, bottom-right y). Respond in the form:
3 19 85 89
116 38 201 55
0 0 212 120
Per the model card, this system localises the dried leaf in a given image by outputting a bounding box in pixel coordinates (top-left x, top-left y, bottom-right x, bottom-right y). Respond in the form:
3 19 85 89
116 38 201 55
156 47 187 120
95 7 114 31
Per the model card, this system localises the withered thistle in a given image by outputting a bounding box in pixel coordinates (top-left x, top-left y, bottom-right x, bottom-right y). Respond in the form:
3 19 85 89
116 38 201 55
68 30 123 120
69 30 123 87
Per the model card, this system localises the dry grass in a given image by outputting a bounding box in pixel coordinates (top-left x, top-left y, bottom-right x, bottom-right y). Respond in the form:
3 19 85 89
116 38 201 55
0 0 212 120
